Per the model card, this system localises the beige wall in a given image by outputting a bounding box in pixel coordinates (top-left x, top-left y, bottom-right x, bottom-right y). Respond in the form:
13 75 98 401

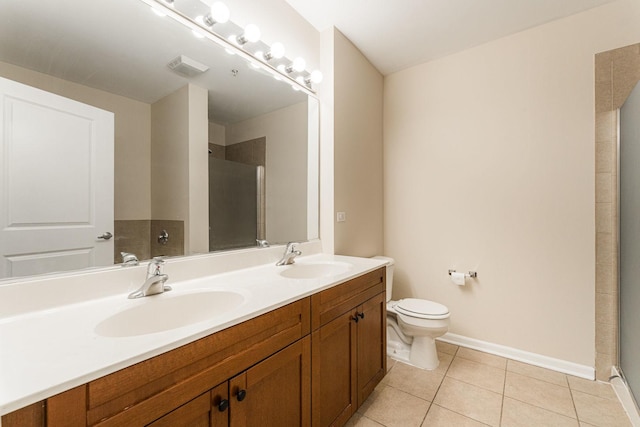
0 61 151 220
383 0 640 367
319 28 336 253
227 102 308 244
333 29 384 257
209 122 226 146
188 85 210 254
151 84 208 254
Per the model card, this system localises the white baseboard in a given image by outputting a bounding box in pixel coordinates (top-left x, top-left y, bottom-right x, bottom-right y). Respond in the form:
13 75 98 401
438 332 595 380
611 367 640 426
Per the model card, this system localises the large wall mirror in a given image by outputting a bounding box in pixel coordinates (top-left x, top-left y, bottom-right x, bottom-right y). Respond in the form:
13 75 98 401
0 0 319 281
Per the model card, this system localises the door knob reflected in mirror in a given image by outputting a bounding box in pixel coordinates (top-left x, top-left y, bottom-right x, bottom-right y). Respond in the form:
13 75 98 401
97 232 113 240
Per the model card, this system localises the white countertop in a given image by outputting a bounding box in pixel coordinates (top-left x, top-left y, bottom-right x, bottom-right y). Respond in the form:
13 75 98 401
0 252 387 416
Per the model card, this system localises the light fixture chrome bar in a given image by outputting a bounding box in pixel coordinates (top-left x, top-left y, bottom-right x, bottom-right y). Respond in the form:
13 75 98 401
138 0 316 96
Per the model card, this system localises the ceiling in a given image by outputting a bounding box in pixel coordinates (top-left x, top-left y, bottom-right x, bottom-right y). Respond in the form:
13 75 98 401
0 0 306 124
285 0 619 75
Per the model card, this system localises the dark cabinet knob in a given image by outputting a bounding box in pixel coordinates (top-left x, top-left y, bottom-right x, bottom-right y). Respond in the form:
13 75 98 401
352 312 365 322
236 389 247 402
218 399 229 412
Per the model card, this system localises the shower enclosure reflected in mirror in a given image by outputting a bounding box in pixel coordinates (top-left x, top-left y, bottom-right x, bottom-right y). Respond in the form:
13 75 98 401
0 0 319 281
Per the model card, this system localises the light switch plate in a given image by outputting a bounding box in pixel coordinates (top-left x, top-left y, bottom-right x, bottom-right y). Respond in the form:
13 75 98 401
337 212 346 222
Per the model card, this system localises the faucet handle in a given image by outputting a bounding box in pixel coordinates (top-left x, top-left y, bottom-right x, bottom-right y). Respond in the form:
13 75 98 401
286 242 300 252
120 252 139 266
147 257 166 275
256 239 270 248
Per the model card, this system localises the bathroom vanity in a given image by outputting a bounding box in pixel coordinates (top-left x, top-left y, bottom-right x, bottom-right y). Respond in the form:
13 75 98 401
0 252 386 427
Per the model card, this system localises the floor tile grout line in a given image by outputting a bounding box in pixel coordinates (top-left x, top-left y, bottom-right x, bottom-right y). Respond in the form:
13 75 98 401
362 414 386 427
420 346 457 426
443 355 507 396
504 394 580 421
567 385 583 425
506 365 573 389
426 403 495 427
380 380 433 404
499 358 507 426
418 401 432 427
429 349 505 426
380 348 629 427
441 374 505 397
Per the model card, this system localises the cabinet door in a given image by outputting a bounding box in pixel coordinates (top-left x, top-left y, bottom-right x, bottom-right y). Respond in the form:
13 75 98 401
311 309 358 427
230 337 311 427
147 392 214 427
357 293 386 407
210 382 230 427
1 402 44 427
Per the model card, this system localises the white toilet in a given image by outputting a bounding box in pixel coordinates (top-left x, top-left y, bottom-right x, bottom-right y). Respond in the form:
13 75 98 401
373 256 450 370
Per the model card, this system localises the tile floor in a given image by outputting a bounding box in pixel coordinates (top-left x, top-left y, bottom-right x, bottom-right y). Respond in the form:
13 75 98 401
347 342 632 427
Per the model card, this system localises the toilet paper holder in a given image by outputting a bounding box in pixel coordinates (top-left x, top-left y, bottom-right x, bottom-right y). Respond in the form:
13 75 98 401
448 269 478 278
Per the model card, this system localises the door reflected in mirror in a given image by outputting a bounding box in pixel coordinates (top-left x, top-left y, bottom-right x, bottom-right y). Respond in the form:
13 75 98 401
0 0 319 281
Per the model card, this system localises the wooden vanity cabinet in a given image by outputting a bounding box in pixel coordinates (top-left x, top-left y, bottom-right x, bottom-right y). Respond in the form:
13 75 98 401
148 337 310 427
2 298 310 427
310 267 386 427
2 267 387 427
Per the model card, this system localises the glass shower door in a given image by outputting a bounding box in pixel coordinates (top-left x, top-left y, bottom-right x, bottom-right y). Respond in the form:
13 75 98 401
208 158 261 251
619 81 640 404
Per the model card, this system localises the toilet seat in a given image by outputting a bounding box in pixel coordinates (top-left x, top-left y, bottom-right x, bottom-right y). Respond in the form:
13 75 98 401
395 298 449 320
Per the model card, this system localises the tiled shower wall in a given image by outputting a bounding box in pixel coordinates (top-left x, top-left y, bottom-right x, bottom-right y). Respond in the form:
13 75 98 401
208 137 266 167
594 43 640 381
114 220 184 264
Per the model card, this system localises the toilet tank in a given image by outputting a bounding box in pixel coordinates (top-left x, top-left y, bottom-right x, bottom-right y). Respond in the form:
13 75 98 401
371 256 395 302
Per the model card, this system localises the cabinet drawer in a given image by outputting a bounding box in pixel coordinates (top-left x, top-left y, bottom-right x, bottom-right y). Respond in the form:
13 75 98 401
311 268 385 330
88 297 310 426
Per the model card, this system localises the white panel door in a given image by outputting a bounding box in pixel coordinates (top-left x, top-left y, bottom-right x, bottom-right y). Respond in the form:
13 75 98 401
0 76 114 279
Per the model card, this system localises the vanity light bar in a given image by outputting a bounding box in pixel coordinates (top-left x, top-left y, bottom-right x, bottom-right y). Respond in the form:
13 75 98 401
140 0 320 94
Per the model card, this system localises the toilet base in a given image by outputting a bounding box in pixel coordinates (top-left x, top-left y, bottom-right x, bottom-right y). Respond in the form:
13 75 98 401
387 325 440 370
409 336 439 370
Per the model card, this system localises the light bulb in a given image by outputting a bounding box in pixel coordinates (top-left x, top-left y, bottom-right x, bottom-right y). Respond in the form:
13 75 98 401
296 76 305 85
270 42 285 59
237 24 261 44
309 70 323 84
277 64 286 73
292 57 306 72
210 2 230 24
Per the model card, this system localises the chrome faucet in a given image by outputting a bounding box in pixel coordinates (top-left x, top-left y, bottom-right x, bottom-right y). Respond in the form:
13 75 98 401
128 257 171 299
120 252 139 267
276 242 302 266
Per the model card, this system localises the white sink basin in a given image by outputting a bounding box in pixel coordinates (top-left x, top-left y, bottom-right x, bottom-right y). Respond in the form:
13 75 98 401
95 290 246 337
278 262 352 279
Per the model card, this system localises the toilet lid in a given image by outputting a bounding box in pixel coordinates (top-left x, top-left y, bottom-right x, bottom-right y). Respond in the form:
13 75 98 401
395 298 449 319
